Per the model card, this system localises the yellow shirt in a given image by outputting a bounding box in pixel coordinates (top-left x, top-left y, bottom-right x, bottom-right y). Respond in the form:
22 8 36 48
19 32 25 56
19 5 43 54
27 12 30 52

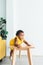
10 36 23 50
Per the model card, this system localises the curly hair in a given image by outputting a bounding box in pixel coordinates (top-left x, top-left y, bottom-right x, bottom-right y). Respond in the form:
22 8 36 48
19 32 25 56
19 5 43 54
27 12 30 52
16 30 24 36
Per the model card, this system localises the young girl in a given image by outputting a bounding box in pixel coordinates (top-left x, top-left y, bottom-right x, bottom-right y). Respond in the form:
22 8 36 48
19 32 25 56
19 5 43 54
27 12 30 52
10 30 31 57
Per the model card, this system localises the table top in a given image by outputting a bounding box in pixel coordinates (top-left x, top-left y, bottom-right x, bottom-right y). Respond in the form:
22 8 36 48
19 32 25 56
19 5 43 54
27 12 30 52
9 45 34 50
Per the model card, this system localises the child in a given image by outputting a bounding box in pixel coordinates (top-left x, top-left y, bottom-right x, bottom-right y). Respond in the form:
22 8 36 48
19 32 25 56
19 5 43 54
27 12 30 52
10 30 31 58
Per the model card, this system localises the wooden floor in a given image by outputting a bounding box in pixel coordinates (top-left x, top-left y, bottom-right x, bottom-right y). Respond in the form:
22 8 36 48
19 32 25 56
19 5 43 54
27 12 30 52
0 56 43 65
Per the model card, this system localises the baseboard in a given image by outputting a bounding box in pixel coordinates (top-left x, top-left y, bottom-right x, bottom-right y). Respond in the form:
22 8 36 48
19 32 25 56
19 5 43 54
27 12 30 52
6 55 43 58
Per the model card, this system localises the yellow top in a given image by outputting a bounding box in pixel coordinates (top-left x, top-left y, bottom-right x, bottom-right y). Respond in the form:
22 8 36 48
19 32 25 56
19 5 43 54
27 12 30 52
10 36 23 50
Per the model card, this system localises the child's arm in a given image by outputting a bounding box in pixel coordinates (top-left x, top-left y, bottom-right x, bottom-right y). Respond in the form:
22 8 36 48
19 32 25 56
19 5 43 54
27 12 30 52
23 40 31 46
14 38 21 48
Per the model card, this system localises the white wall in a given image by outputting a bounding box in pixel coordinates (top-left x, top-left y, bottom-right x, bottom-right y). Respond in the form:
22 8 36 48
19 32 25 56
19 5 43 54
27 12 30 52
0 0 6 18
6 0 43 56
6 0 14 56
13 0 43 56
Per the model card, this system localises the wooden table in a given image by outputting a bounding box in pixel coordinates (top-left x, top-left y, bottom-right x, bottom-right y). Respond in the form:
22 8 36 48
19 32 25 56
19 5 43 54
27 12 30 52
10 46 34 65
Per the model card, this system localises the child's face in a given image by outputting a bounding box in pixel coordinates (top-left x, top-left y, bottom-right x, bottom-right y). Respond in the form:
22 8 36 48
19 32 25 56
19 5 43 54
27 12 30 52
19 32 24 40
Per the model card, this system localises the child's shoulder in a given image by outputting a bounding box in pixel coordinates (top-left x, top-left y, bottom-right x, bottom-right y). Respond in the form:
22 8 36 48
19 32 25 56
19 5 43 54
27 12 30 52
14 36 18 41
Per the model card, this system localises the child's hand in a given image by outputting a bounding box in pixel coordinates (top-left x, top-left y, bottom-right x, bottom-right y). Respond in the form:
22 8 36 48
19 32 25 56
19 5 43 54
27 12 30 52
27 44 31 46
17 45 22 48
15 44 21 48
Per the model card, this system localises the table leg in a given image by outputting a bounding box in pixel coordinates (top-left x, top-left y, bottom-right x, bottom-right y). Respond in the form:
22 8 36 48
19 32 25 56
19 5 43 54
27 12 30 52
27 49 33 65
19 50 21 58
12 49 16 65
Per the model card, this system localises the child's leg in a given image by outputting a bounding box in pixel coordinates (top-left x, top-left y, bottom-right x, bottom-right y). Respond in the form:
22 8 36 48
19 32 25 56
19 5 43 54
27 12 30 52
10 50 13 57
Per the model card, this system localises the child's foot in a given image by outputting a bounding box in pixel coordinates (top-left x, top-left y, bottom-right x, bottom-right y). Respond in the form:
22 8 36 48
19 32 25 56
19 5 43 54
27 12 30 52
11 56 12 60
9 56 12 60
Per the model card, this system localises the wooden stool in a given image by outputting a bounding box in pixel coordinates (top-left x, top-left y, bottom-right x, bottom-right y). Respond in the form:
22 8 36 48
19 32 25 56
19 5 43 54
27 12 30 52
10 46 34 65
